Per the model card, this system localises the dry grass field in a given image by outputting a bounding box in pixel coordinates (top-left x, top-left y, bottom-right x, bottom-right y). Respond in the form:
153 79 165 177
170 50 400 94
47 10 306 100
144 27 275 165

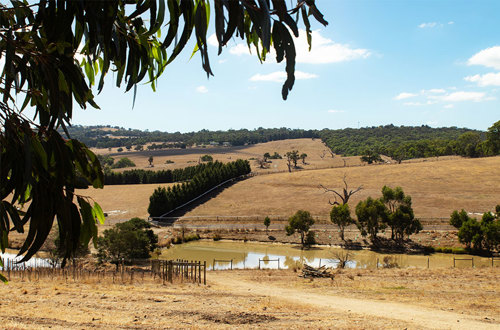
92 138 365 173
73 153 500 224
180 155 500 220
1 267 498 329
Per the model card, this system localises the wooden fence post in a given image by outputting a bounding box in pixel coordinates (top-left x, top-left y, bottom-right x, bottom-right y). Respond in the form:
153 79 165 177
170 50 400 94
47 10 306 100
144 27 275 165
203 261 206 285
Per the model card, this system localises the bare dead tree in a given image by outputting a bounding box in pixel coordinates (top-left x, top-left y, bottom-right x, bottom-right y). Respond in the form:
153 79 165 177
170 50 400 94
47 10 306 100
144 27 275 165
255 158 269 169
319 150 326 159
319 174 363 205
329 251 354 269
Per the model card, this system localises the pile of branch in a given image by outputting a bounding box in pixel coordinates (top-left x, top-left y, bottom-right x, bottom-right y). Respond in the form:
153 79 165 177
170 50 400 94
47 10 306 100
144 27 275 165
300 264 335 279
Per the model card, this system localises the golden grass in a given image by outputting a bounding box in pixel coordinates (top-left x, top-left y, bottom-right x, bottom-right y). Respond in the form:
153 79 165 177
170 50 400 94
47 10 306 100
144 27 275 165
76 183 174 223
185 156 500 219
92 138 364 173
74 154 500 223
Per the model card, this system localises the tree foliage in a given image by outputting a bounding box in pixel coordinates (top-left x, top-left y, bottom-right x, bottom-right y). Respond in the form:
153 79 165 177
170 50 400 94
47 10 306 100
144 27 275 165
0 0 327 261
285 210 315 248
95 218 158 266
329 203 352 241
450 206 500 252
380 186 421 241
355 197 387 242
148 159 250 217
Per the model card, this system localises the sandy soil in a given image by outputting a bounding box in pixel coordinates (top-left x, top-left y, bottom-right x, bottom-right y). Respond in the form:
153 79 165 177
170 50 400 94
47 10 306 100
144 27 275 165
1 267 498 329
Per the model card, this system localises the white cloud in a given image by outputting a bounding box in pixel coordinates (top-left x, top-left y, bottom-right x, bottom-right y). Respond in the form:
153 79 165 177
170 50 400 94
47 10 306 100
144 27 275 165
327 109 345 113
394 92 417 100
467 46 500 70
448 21 454 25
427 88 446 94
444 104 454 109
207 33 218 47
418 22 438 28
196 85 208 93
250 70 318 83
229 43 250 56
439 91 488 102
228 29 370 64
464 72 500 86
403 100 437 106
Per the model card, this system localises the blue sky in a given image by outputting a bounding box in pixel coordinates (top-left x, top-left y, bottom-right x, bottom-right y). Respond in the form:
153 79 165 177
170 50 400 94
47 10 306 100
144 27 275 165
72 0 500 132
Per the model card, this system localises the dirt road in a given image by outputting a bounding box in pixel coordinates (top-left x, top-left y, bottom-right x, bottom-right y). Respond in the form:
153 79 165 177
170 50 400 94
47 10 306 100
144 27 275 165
210 271 498 329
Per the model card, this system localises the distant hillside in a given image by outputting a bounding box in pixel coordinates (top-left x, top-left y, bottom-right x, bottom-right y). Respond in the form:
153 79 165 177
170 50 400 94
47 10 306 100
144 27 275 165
318 124 486 160
64 122 498 160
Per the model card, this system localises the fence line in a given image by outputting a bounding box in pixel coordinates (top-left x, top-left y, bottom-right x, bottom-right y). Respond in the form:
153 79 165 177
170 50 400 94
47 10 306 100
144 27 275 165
151 259 206 285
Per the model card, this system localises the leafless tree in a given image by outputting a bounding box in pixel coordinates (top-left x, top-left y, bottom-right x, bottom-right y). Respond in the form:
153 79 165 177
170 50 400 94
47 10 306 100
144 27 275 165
329 251 354 269
255 158 269 169
319 174 363 205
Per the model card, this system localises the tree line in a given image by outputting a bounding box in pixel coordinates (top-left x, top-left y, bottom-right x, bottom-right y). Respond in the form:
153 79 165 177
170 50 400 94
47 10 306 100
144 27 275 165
321 121 500 160
148 160 251 217
104 161 229 185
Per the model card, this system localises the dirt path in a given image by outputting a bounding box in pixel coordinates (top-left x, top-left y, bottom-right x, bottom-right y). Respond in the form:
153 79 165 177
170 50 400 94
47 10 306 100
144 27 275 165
210 272 498 329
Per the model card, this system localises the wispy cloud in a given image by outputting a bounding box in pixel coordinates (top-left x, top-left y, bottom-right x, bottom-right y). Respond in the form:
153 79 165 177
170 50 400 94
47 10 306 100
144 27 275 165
394 92 417 100
396 88 495 106
327 109 345 113
250 71 318 83
196 86 208 93
444 104 454 109
418 22 439 28
418 21 453 29
464 72 500 87
467 46 500 70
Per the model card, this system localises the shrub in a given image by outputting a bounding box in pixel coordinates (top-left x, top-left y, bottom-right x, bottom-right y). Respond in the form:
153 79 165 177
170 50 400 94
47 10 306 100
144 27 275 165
95 218 158 266
111 157 136 169
212 234 221 241
200 154 213 162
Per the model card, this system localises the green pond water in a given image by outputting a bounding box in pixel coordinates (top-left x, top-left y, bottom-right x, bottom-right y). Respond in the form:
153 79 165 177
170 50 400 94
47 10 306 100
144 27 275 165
160 241 496 270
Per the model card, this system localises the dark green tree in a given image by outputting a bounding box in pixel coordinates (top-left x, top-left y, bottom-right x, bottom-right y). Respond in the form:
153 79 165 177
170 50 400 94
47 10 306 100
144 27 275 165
360 150 383 164
95 218 158 267
285 210 315 248
380 186 422 241
264 216 271 233
355 197 388 242
330 204 353 241
148 156 154 167
485 120 500 155
300 153 308 164
200 154 213 162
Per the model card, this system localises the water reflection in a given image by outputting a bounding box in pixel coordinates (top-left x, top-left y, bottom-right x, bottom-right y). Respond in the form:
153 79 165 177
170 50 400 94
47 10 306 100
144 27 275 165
160 241 494 270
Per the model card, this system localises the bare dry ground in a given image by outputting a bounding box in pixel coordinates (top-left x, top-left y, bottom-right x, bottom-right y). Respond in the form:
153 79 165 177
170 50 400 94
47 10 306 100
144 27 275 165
1 267 498 329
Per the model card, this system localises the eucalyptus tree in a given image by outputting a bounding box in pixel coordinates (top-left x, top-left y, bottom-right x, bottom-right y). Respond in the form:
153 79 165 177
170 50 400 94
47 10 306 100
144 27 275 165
0 0 328 267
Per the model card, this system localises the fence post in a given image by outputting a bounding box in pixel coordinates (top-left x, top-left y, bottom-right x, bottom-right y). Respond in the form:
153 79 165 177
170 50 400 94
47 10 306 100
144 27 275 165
427 257 429 269
472 257 474 268
453 257 455 268
230 259 233 270
203 261 206 285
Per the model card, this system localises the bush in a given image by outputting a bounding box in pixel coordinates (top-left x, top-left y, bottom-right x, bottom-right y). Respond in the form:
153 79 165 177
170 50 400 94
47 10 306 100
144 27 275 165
111 157 136 169
95 218 158 266
200 154 213 162
212 234 221 241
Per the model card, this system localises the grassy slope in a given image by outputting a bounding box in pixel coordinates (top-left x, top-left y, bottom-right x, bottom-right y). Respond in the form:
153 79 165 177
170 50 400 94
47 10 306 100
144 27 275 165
184 155 500 220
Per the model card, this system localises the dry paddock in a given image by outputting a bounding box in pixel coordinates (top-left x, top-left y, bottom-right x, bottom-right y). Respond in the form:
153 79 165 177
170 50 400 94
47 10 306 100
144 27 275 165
0 267 499 329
